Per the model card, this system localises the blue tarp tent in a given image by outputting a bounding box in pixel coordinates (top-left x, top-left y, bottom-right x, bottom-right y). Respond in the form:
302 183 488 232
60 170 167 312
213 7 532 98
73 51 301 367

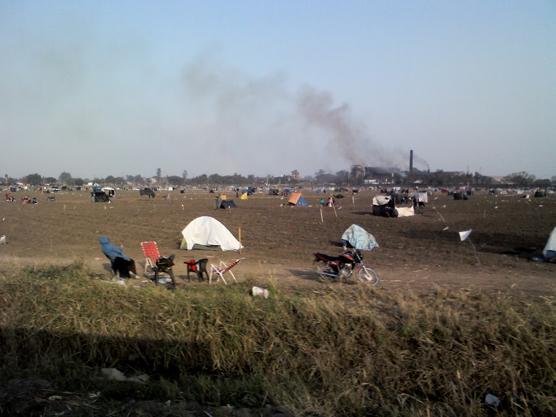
288 192 308 206
341 224 379 251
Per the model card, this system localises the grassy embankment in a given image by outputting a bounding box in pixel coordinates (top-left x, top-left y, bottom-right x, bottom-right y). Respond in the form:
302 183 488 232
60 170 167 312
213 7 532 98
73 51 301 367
0 263 554 416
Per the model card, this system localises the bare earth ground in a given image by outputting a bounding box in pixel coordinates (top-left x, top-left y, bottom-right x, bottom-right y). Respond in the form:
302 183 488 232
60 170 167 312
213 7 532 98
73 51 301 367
0 190 554 295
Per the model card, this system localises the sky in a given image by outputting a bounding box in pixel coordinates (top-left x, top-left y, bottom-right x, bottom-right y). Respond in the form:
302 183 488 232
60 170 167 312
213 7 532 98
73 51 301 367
1 0 555 179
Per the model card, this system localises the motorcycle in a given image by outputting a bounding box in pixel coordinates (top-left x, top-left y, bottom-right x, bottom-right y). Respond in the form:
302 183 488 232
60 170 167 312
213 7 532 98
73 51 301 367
313 249 379 285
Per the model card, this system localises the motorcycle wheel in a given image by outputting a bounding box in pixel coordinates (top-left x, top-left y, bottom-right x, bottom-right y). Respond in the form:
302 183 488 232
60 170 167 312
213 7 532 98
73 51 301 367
357 266 380 286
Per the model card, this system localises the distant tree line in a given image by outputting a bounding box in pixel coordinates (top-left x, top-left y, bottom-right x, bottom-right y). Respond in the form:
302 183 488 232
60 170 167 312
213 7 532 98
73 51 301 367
1 169 554 188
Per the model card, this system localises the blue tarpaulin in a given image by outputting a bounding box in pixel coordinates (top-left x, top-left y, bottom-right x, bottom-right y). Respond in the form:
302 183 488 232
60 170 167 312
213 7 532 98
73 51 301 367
341 224 379 251
99 236 130 261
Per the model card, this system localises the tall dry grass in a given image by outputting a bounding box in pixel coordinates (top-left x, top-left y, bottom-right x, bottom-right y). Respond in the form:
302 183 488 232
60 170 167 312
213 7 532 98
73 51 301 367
0 263 554 416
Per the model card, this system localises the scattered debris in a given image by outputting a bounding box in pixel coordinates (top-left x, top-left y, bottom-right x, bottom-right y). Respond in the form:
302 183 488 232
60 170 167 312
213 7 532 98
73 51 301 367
101 368 149 383
251 286 270 299
484 393 500 408
157 277 173 285
0 235 7 245
459 230 472 241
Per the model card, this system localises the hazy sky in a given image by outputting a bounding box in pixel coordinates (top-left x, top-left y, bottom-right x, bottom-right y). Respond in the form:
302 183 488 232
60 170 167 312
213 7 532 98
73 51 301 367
1 1 555 179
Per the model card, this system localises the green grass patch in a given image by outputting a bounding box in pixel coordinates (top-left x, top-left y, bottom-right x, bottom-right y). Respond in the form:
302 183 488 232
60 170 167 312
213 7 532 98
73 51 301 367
0 263 555 416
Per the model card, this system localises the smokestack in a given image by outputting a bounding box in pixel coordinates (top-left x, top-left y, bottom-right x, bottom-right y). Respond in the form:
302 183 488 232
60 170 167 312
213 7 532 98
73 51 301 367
409 149 414 174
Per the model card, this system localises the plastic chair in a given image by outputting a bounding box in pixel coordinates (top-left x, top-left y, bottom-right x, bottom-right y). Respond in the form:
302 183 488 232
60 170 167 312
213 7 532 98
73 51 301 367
183 258 209 281
209 258 245 284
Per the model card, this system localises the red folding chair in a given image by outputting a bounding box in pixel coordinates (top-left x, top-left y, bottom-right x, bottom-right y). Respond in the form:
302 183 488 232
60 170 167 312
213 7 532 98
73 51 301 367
140 241 160 274
209 258 245 284
140 241 175 285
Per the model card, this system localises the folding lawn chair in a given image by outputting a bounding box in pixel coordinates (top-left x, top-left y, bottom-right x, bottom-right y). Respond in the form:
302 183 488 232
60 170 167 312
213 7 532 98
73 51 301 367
209 258 245 284
140 241 176 286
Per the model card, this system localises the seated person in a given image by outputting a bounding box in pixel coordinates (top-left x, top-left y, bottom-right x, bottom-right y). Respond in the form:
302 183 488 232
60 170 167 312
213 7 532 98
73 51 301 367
99 236 136 278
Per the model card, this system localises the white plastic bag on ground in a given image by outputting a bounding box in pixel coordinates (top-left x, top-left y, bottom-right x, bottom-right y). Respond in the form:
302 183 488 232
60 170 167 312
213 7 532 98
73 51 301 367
251 286 269 298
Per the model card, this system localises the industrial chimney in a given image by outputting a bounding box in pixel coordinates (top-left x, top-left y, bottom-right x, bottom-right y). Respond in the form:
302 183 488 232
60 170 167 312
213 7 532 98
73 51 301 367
409 149 414 175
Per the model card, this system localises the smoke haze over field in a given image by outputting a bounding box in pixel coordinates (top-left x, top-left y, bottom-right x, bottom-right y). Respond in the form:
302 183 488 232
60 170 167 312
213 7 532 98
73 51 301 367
1 1 555 179
180 57 405 174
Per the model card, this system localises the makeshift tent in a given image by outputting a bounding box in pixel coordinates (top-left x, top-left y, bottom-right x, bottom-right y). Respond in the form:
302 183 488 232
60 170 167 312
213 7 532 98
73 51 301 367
288 192 308 206
414 192 428 204
216 198 237 209
102 187 115 197
341 225 379 251
91 191 110 203
543 227 556 260
397 206 415 217
180 216 243 251
140 188 156 198
372 195 391 206
372 195 397 217
240 193 248 200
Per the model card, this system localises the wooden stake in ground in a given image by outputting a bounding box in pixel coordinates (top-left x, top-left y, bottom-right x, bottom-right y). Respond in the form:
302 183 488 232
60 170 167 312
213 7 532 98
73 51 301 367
332 205 338 218
320 207 324 223
433 206 447 225
467 238 481 266
352 195 355 208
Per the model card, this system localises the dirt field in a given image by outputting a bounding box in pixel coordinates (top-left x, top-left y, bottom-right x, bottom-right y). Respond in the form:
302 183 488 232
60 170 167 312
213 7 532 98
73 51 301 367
0 189 554 295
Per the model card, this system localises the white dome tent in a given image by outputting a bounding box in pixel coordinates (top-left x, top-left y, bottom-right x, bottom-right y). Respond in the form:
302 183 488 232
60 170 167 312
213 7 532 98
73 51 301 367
180 216 243 251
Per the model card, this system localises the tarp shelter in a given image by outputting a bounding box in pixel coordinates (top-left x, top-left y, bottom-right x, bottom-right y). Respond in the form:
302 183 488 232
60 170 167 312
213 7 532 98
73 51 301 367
216 198 237 209
91 191 110 203
341 225 379 251
240 193 248 200
397 206 415 217
180 216 243 251
288 192 308 206
372 195 391 206
414 192 428 204
543 227 556 260
102 187 115 197
372 195 397 217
